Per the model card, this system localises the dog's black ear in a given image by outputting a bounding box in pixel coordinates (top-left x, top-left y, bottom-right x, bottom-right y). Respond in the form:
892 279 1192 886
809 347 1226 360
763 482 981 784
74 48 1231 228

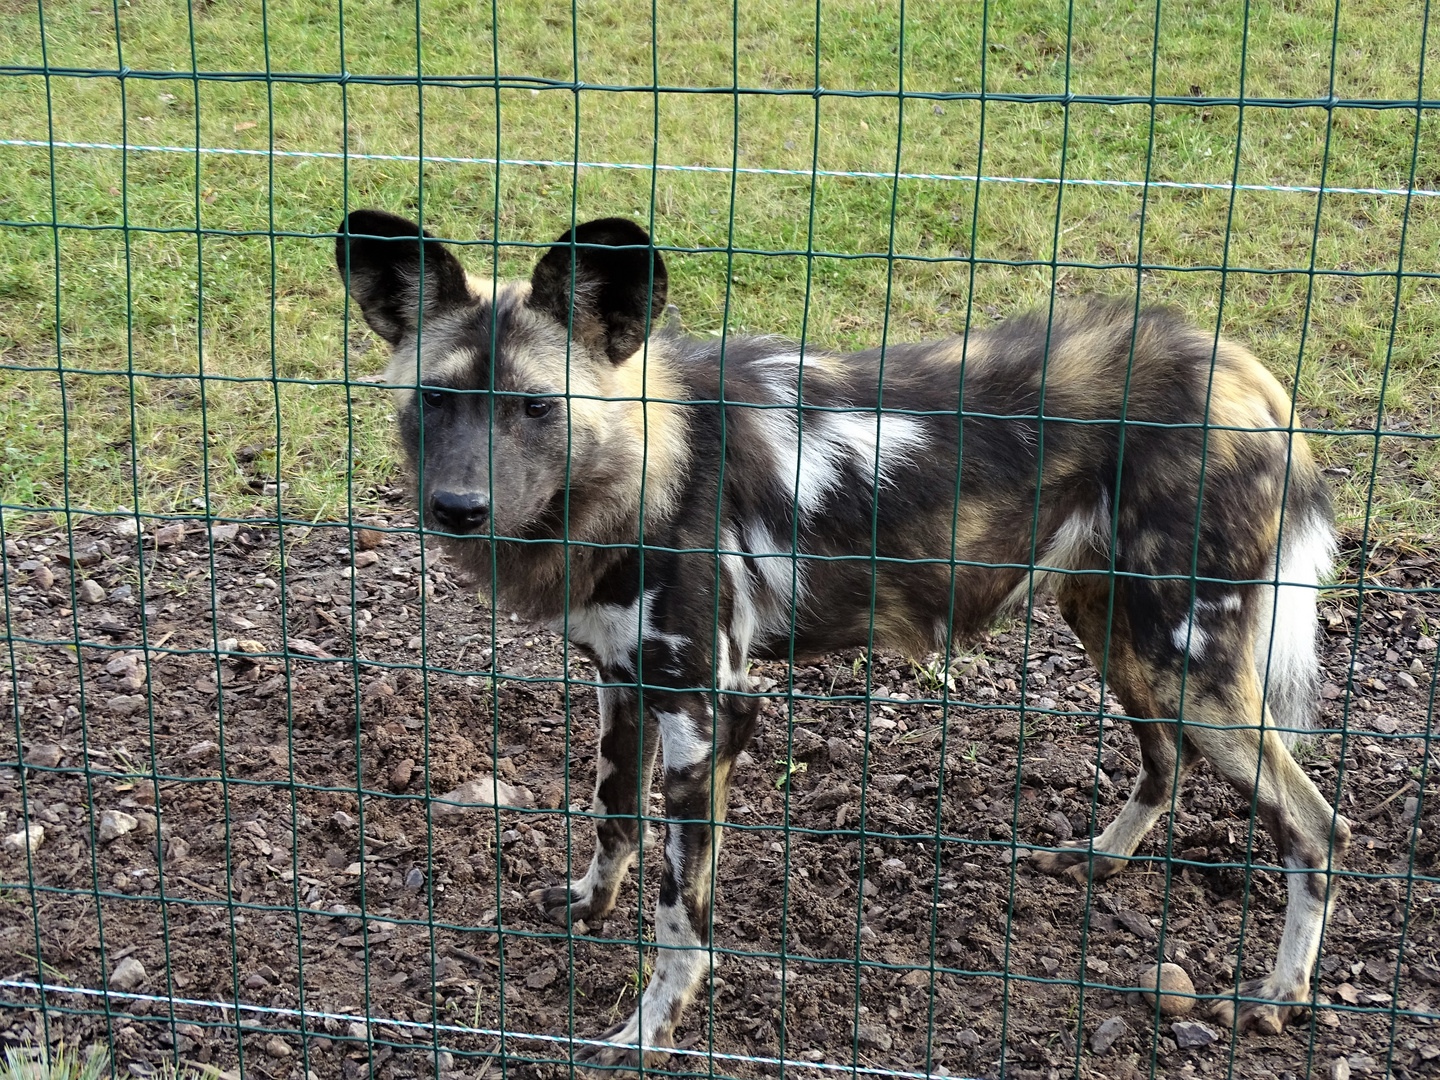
335 210 471 346
528 218 667 363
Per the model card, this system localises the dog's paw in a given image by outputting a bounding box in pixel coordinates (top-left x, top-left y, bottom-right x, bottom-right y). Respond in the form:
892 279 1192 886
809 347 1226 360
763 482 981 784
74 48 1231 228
573 1017 672 1075
1030 839 1129 883
530 882 608 927
1210 978 1310 1036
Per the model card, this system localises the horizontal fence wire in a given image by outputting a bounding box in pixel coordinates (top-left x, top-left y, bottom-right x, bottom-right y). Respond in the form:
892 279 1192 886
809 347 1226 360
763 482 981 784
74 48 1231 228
2 1 1439 1080
6 137 1440 199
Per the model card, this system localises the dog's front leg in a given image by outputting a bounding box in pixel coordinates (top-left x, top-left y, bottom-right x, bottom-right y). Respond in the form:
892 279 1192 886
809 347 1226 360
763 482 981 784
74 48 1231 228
577 690 741 1069
533 673 658 926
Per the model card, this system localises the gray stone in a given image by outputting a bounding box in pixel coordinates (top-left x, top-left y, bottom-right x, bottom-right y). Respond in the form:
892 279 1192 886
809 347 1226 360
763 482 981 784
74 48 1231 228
1090 1016 1127 1055
107 695 145 716
3 825 45 855
98 809 138 843
23 744 62 769
1171 1020 1217 1048
109 956 146 990
432 775 534 819
77 579 105 604
855 1023 893 1051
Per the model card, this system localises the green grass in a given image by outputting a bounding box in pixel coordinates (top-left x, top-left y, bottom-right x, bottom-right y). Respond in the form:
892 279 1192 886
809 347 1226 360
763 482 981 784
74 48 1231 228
0 1041 224 1080
0 1042 109 1080
1 0 1437 539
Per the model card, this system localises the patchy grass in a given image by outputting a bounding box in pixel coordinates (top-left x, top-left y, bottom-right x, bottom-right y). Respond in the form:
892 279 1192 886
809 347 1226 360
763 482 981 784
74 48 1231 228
1 0 1437 538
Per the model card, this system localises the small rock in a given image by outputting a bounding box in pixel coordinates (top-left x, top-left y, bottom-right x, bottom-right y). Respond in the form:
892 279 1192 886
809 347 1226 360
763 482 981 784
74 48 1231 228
788 725 827 759
154 522 186 546
111 583 133 601
826 737 855 764
166 836 191 860
209 523 240 543
131 811 158 837
526 965 559 989
855 1023 892 1051
3 825 45 855
109 956 146 990
433 775 534 819
1347 1053 1377 1074
352 550 380 568
107 695 145 717
389 758 414 793
1136 962 1195 1016
185 740 220 760
98 809 139 843
236 638 265 654
77 579 106 604
265 1036 291 1059
1402 796 1420 827
1114 910 1156 940
404 867 424 890
114 517 141 539
31 565 54 590
23 744 63 769
244 972 269 990
2 538 18 557
1332 1056 1351 1080
1171 1020 1217 1048
105 654 139 676
1416 635 1437 653
1091 1016 1128 1055
1395 671 1418 692
332 810 355 829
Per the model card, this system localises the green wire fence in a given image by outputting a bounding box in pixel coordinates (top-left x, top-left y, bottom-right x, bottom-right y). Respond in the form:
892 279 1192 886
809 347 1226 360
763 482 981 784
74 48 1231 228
2 1 1439 1079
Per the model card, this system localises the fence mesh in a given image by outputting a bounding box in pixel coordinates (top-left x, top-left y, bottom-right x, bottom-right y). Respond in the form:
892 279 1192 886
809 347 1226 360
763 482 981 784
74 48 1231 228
2 2 1439 1079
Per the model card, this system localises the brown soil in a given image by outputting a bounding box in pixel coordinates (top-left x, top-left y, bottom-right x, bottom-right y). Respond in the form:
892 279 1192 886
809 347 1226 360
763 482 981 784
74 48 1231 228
1 503 1437 1080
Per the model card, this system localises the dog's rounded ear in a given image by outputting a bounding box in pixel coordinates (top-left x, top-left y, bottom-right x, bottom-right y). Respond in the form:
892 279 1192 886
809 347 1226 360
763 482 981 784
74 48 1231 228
335 210 471 346
528 218 668 363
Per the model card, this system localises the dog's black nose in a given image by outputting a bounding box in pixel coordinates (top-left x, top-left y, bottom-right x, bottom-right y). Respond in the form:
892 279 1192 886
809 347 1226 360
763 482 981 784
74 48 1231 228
430 489 490 533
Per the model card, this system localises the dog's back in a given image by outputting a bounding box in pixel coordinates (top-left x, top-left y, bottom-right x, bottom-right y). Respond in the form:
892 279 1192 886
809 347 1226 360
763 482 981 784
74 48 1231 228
650 302 1331 743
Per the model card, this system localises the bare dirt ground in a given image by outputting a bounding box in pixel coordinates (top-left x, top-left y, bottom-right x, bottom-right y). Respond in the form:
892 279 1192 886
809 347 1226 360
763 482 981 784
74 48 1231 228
1 498 1437 1080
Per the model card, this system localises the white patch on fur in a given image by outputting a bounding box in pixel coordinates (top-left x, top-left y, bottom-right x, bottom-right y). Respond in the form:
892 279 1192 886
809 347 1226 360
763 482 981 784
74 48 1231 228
1198 592 1244 613
1172 614 1209 660
742 520 801 604
1002 497 1111 611
561 589 688 674
719 527 759 669
1253 512 1335 744
749 357 928 515
656 710 714 773
721 521 809 663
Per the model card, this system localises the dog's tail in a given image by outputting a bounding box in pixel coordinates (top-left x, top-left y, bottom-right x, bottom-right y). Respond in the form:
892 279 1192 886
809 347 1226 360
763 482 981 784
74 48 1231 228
1253 453 1335 748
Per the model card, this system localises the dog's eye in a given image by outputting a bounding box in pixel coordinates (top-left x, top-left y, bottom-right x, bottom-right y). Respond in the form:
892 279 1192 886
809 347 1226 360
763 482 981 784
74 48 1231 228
524 398 553 419
421 389 447 410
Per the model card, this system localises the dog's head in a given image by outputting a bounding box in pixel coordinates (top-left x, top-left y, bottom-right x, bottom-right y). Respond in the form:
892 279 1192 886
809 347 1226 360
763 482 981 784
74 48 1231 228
335 212 671 541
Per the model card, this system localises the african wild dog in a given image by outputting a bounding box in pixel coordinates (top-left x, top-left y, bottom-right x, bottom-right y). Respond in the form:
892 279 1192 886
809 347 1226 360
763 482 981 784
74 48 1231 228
336 210 1349 1066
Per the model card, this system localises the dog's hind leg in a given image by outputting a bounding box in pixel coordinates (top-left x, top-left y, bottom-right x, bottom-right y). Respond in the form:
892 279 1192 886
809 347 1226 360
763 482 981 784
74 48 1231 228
1033 576 1201 882
533 677 658 926
1175 667 1349 1034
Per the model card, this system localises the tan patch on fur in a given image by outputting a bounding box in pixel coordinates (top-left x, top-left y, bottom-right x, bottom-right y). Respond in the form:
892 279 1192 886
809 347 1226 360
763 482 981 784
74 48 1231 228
593 341 691 522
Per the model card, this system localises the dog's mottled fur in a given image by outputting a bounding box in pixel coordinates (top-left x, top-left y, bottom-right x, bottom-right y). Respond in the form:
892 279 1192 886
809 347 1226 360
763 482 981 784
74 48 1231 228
337 211 1349 1065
